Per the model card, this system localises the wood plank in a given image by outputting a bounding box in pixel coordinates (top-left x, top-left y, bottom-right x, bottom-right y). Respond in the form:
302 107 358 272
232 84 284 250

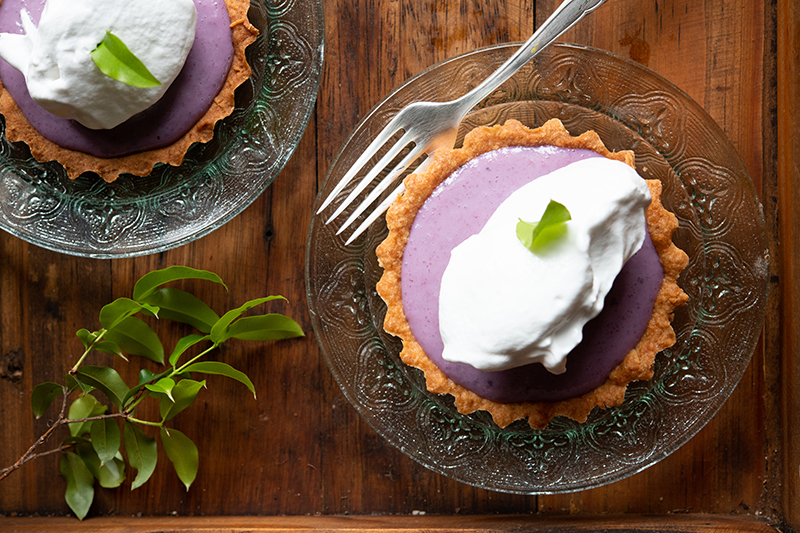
0 514 781 533
777 0 800 529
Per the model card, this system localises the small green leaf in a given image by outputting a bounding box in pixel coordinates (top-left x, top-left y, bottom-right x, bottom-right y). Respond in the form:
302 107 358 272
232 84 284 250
210 296 286 344
138 368 158 386
95 341 128 361
123 421 157 490
60 452 95 520
75 366 130 408
76 443 125 489
516 199 572 252
68 395 107 437
181 361 255 399
76 329 98 349
99 298 145 330
221 314 304 343
160 427 198 491
169 334 209 367
91 31 161 88
104 316 164 364
66 374 93 395
139 288 220 333
31 382 65 418
145 377 176 402
159 379 206 421
123 368 171 406
133 266 227 301
76 328 127 361
90 417 121 464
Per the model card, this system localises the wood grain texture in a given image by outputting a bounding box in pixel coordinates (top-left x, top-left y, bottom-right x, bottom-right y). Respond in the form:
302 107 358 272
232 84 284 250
0 514 781 533
0 0 786 528
777 0 799 527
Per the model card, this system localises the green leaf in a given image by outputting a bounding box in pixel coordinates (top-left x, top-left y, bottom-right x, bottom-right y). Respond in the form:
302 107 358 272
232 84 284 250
139 288 220 333
76 444 125 489
160 427 198 491
145 377 176 402
516 199 572 252
159 379 206 421
104 316 164 364
181 361 255 399
122 368 171 406
99 298 145 330
76 328 127 361
221 314 304 343
90 417 121 464
31 382 65 418
123 421 157 490
61 452 95 520
68 394 107 437
66 374 93 394
210 296 286 344
138 368 158 386
76 329 98 349
133 266 227 301
169 334 209 366
75 366 130 407
91 31 161 88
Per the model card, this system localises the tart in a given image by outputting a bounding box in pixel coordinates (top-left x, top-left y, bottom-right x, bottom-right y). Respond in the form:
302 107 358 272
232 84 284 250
0 0 258 182
376 118 689 429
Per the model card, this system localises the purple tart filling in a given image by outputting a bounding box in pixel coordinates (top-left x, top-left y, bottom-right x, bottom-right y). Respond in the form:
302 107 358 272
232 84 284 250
401 145 664 403
0 0 234 158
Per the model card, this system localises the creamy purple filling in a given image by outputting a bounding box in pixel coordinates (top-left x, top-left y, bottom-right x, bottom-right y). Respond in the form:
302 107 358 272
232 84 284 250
401 145 664 403
0 0 233 158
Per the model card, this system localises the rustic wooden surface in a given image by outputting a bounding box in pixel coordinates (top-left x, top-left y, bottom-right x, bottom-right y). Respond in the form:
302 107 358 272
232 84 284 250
0 514 783 532
0 0 790 530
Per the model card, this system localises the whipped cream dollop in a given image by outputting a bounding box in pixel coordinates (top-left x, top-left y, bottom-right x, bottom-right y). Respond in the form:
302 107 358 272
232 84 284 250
0 0 197 129
438 157 651 374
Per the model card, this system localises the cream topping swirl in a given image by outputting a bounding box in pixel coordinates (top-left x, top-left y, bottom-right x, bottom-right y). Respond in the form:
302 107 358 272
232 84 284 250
438 157 651 374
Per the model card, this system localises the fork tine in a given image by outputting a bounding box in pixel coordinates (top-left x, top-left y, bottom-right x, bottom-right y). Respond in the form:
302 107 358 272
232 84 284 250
316 114 407 214
325 129 417 223
342 156 434 244
344 182 406 245
335 142 427 234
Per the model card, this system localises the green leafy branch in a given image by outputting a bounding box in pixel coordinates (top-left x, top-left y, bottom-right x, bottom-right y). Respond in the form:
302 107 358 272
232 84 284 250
0 266 304 519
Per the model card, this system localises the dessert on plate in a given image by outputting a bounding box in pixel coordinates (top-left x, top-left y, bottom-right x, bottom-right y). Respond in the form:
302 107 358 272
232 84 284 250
0 0 258 182
376 118 688 429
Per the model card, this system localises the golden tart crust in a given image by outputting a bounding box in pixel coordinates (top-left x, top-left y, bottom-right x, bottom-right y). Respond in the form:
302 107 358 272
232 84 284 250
376 118 689 429
0 0 258 182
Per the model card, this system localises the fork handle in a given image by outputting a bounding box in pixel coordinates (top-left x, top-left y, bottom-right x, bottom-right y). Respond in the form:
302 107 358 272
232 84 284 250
458 0 608 109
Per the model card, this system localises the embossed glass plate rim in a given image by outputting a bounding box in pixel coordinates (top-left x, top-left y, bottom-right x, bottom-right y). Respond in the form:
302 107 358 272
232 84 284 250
306 43 769 494
0 0 325 259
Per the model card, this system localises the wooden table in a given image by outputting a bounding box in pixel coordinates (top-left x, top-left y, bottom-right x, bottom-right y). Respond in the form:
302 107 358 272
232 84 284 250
0 0 795 531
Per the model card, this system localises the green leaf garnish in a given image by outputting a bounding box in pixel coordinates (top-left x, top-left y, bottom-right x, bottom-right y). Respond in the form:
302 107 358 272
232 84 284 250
516 199 572 252
90 31 162 88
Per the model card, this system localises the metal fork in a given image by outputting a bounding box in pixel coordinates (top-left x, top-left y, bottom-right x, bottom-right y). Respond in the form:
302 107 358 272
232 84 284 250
317 0 608 244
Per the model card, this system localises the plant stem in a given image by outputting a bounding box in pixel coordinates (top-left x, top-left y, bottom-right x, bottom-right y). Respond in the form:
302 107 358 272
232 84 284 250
66 412 128 425
174 344 218 374
0 387 69 481
127 417 162 428
69 329 108 374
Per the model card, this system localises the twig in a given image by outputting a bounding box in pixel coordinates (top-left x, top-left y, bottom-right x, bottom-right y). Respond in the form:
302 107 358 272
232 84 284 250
0 388 69 481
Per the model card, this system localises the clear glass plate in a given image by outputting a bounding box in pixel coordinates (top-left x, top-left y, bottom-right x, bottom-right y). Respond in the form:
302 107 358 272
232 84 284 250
306 44 769 494
0 0 323 258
